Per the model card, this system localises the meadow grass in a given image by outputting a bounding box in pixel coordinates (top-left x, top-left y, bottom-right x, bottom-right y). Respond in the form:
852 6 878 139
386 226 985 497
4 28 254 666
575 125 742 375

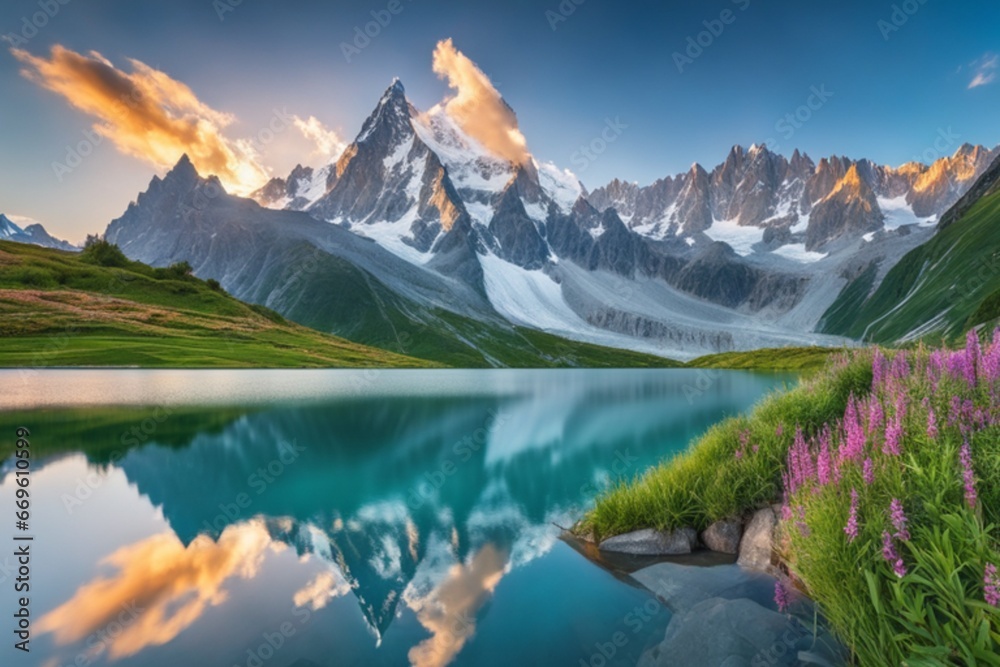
587 334 1000 664
685 345 845 372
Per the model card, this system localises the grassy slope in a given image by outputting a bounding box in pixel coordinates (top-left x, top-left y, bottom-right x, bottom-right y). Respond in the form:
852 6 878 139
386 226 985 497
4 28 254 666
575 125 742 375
685 346 843 372
0 240 681 368
819 189 1000 343
584 350 869 536
0 240 435 368
585 342 1000 663
261 244 681 369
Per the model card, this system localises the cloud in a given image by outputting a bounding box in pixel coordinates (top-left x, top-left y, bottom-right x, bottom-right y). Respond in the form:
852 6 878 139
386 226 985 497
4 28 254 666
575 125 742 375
432 39 530 166
5 214 41 226
292 568 353 611
36 521 280 661
406 544 508 667
967 52 998 89
11 45 269 193
293 115 346 161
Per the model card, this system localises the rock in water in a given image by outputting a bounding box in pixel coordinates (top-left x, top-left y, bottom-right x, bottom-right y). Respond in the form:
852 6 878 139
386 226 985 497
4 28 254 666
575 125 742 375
599 527 698 556
638 597 843 667
630 562 776 613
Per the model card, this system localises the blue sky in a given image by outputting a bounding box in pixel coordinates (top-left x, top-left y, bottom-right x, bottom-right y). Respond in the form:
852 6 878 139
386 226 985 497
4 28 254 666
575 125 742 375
1 0 998 242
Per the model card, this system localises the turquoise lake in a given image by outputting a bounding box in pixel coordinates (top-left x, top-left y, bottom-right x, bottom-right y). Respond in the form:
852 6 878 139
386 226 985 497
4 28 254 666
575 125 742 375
0 369 794 666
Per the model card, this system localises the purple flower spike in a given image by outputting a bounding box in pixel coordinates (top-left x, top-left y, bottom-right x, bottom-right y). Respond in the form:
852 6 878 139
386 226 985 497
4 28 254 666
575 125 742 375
844 488 860 543
774 581 790 613
862 458 875 485
889 499 910 541
960 441 977 509
926 407 938 440
882 531 907 578
985 564 1000 607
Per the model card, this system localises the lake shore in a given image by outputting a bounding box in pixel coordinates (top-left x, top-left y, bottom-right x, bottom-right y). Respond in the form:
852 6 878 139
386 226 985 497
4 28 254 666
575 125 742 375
580 335 1000 664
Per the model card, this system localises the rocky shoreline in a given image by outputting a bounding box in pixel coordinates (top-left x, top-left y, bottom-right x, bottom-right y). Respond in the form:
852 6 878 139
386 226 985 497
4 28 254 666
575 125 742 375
573 508 847 666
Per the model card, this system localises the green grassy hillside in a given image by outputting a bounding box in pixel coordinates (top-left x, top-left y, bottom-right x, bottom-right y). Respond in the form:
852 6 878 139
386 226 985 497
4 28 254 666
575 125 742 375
0 240 680 368
819 189 1000 343
0 240 435 368
685 346 842 372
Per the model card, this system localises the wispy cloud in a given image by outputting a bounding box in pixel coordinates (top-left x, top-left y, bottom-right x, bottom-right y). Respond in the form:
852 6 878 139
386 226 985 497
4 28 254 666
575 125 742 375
10 45 269 193
292 115 346 161
432 38 530 166
967 52 998 89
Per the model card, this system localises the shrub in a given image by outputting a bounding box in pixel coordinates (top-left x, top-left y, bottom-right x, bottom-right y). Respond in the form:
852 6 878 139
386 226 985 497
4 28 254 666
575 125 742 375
81 239 129 268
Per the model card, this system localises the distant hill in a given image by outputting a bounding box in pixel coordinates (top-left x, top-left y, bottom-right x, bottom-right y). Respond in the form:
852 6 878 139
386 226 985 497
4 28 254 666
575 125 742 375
0 239 436 368
0 239 678 368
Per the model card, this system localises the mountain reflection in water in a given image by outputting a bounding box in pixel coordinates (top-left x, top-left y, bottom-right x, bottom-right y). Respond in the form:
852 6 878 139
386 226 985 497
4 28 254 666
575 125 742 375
0 369 793 667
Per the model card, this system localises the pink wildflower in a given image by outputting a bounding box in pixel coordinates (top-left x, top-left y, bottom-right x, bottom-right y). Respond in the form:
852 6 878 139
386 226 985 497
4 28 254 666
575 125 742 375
889 499 910 541
862 457 875 485
985 564 1000 607
844 488 860 543
774 581 790 613
882 531 907 578
960 441 977 509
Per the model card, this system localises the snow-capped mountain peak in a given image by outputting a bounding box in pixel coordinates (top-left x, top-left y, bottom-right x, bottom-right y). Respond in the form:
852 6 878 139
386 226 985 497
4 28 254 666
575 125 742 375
0 213 78 251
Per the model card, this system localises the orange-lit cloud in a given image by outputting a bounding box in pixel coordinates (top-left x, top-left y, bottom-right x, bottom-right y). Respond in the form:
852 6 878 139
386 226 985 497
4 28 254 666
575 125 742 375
293 115 346 161
406 544 507 667
432 39 530 166
292 568 353 611
11 45 269 193
36 522 280 661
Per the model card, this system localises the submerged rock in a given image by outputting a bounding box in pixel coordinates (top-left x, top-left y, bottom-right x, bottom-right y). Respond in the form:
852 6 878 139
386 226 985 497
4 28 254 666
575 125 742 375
631 562 775 613
599 527 698 556
738 506 779 573
637 597 844 667
702 519 743 554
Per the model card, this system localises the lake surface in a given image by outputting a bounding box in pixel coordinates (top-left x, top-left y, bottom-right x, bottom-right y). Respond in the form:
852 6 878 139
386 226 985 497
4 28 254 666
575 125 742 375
0 369 794 667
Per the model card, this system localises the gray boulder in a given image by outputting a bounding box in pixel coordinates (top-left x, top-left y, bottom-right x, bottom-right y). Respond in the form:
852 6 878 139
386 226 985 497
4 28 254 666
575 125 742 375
738 506 779 573
702 519 743 554
599 527 698 556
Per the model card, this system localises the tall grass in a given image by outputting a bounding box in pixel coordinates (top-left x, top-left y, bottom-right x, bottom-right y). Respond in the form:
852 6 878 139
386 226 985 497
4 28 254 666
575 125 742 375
587 333 1000 663
585 351 873 537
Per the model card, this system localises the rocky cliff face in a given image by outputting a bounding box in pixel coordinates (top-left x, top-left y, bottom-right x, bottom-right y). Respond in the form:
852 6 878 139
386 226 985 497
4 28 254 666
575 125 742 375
587 143 998 252
806 165 884 251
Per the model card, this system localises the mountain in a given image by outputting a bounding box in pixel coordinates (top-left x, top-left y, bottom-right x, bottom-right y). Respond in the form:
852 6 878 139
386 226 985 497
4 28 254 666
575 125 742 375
586 143 997 252
0 214 77 251
106 80 997 361
0 238 435 368
104 156 678 367
819 152 1000 343
240 81 849 357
